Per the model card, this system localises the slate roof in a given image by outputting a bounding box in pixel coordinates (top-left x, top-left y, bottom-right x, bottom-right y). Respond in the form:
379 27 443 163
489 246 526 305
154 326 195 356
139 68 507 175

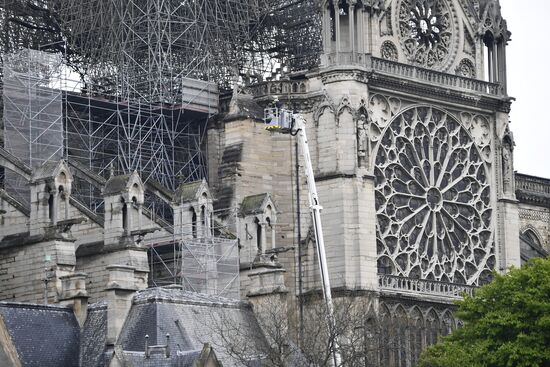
117 287 267 367
0 302 80 367
103 174 132 195
31 160 64 181
118 350 202 367
173 180 205 203
240 193 270 216
80 302 110 367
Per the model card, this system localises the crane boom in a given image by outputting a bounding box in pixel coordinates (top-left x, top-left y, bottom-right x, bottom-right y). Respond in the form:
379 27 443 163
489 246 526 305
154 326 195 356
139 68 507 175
265 107 341 365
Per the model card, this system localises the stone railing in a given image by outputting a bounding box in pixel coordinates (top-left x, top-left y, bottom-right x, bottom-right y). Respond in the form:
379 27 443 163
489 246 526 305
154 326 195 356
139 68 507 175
320 52 502 96
378 274 475 298
247 79 308 98
370 57 502 96
515 173 550 195
247 54 503 98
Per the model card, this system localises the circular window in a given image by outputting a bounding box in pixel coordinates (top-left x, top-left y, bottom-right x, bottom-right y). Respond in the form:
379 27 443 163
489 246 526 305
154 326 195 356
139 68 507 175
398 0 458 70
374 106 494 285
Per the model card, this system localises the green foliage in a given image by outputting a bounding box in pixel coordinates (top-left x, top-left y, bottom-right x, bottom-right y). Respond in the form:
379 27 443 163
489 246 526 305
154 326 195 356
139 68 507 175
419 257 550 367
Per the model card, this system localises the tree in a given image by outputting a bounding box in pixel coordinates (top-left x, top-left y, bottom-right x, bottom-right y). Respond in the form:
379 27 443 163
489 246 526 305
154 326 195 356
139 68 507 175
206 294 386 367
419 257 550 367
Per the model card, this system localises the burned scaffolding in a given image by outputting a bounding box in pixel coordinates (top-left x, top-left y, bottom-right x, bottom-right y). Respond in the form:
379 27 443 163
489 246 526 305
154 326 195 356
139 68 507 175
0 0 324 295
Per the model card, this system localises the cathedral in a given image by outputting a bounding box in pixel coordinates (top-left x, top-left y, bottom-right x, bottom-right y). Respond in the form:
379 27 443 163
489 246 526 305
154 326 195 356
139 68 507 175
0 0 548 366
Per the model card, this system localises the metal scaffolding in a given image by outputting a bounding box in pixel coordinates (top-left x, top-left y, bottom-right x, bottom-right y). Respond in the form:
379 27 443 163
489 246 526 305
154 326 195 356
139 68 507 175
1 0 324 210
2 49 212 221
148 208 240 299
0 1 323 298
2 49 63 205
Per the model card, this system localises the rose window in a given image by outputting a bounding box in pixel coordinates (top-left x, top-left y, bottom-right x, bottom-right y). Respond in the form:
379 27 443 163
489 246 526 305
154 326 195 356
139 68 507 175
398 0 457 70
374 107 495 285
410 1 443 48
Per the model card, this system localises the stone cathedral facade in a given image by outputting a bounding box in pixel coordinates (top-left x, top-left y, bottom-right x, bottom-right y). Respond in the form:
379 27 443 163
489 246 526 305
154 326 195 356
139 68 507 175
208 0 547 365
0 0 549 366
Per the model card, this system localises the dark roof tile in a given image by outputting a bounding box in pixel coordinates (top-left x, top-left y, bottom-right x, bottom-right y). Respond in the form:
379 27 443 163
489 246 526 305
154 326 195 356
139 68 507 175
0 302 80 367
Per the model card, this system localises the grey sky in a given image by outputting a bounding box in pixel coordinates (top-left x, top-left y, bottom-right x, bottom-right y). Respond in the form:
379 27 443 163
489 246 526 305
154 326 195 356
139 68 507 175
499 0 550 178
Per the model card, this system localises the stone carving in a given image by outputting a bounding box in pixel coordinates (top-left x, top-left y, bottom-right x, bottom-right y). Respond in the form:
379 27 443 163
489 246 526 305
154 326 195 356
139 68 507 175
357 113 369 168
381 41 399 61
380 7 394 36
375 106 494 285
336 95 354 126
456 58 476 78
312 93 336 126
397 0 458 70
369 94 392 128
459 112 492 162
502 131 514 194
479 0 510 43
463 31 475 56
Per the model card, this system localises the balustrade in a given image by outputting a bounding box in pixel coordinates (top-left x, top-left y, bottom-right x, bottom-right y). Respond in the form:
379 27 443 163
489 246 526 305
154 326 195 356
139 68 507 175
247 80 307 98
371 57 501 96
247 55 503 98
378 274 475 298
515 174 550 195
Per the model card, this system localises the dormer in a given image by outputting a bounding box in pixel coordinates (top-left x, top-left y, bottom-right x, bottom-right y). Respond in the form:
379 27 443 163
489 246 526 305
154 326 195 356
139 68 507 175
29 160 73 236
172 179 213 238
239 193 278 264
102 171 145 245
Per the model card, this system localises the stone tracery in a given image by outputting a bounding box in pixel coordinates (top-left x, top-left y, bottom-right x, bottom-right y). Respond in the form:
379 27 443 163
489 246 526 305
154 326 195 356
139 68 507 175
374 106 495 285
397 0 458 70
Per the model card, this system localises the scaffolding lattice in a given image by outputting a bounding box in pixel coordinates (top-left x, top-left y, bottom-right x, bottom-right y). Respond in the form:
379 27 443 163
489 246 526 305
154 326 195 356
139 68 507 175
0 1 324 299
148 208 240 299
2 49 63 205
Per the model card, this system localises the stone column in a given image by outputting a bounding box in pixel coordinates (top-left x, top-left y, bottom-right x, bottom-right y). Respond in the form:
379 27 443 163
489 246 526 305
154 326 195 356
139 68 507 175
491 41 499 83
105 265 138 345
126 203 133 234
357 7 365 54
323 4 331 54
271 224 276 250
260 221 267 254
349 1 356 57
51 190 58 225
498 42 507 93
335 4 341 58
137 203 142 231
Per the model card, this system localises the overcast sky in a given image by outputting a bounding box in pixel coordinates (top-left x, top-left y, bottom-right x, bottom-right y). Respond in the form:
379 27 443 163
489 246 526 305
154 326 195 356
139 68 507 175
499 0 550 178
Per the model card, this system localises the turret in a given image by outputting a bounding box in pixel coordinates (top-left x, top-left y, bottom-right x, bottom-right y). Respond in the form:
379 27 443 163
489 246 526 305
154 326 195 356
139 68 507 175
102 171 145 245
172 179 214 239
29 160 74 236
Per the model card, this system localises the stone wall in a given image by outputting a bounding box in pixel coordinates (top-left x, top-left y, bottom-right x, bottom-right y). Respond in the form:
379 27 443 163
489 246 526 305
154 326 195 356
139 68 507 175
0 239 75 303
518 203 550 251
76 247 148 303
0 197 28 240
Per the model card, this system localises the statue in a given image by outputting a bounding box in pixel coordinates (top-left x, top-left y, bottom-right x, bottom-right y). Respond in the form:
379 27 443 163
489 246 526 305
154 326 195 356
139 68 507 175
502 133 514 194
357 114 368 168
